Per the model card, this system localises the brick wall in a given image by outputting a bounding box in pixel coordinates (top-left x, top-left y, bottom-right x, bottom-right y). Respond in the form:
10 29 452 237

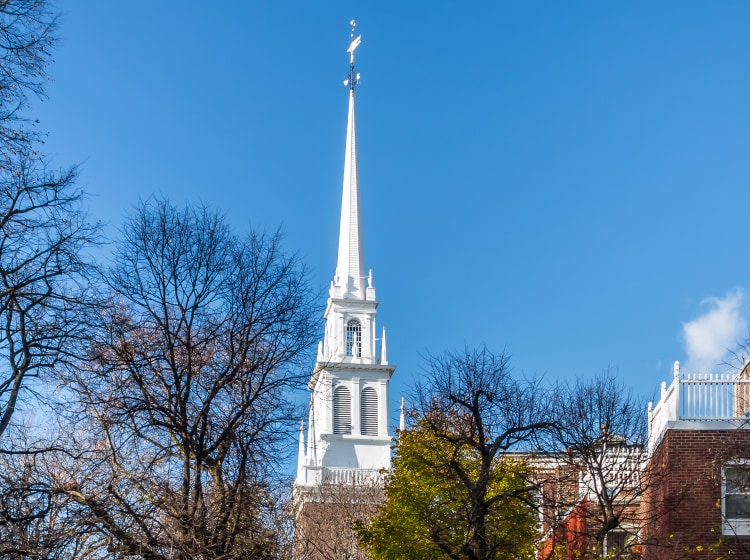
294 483 383 560
640 428 750 560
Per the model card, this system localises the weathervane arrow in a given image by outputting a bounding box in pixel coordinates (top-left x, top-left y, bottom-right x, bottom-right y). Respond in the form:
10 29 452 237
344 20 362 90
348 34 362 56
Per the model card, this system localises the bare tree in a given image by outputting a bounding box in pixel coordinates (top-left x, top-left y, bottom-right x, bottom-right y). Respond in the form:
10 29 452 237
0 4 105 554
0 0 58 148
543 371 649 558
0 0 91 446
0 147 96 443
415 345 553 454
0 425 103 559
58 199 319 559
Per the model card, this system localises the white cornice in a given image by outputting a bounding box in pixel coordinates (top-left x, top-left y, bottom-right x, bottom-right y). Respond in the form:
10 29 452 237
307 362 396 389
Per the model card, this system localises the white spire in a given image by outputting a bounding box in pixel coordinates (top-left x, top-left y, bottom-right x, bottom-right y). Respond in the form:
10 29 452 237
297 420 306 478
380 326 388 365
335 87 366 298
399 397 405 432
306 397 316 466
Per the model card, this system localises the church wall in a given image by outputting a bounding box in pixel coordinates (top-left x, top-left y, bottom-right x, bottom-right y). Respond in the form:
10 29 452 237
294 484 383 560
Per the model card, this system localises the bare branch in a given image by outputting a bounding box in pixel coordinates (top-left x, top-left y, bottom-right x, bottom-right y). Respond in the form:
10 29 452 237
58 198 318 559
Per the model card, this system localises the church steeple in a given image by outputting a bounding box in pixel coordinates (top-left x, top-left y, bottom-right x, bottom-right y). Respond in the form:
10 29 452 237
297 22 395 490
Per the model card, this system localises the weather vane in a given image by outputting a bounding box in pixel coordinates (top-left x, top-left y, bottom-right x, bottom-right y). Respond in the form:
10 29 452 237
344 19 361 91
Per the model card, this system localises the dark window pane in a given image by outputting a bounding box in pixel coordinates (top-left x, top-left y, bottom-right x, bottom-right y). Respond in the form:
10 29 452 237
726 494 750 519
726 467 750 493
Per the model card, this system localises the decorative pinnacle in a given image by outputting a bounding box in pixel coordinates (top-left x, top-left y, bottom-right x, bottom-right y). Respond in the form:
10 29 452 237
344 19 362 91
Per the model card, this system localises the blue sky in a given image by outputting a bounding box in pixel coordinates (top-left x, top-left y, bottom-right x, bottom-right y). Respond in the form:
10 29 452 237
34 2 750 440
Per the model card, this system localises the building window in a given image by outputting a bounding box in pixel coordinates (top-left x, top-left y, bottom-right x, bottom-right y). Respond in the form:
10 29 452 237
346 319 361 357
360 387 378 436
604 530 628 558
333 386 352 435
723 463 750 535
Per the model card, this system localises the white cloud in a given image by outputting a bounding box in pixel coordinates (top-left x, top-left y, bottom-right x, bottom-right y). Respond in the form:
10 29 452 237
682 289 747 374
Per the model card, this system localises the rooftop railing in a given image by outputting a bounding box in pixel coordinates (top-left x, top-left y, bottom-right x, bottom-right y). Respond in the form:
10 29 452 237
648 361 750 453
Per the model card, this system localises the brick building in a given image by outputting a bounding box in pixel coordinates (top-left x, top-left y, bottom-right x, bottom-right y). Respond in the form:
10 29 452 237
536 361 750 560
534 439 643 560
639 361 750 559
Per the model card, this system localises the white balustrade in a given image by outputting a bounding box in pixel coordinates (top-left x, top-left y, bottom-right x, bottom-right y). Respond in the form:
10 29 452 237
321 467 381 485
298 466 382 487
648 361 750 453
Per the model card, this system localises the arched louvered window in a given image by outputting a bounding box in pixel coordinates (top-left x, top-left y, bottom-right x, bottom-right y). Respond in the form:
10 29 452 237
360 387 379 436
333 386 352 434
346 319 361 357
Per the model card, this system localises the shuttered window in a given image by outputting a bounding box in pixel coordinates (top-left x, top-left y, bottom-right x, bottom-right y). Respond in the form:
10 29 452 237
333 386 352 434
360 387 378 436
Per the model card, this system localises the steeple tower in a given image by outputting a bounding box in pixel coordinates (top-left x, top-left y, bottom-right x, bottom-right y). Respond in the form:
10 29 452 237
296 22 396 489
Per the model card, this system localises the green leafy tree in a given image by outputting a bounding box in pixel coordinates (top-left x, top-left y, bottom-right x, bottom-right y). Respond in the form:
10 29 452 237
359 347 552 560
359 416 539 560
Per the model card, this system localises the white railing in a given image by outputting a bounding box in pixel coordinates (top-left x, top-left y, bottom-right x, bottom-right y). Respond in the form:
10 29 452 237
648 361 750 452
297 465 382 487
321 467 382 485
